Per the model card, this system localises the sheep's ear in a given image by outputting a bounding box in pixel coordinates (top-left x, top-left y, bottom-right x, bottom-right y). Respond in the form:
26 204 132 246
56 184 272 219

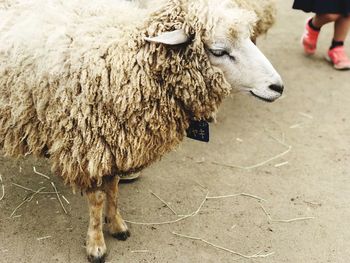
144 29 189 45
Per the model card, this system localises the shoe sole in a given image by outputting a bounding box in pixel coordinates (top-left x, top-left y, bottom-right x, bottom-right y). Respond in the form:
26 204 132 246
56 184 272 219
325 55 350 70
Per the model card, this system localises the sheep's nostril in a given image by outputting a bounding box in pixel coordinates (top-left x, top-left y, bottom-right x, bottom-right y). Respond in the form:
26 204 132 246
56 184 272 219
269 84 284 94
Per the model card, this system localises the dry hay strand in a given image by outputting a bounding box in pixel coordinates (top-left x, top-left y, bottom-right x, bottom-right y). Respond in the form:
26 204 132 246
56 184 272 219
211 133 292 170
61 195 70 205
259 203 314 223
274 161 289 168
289 123 302 129
12 182 58 194
33 166 50 180
0 173 4 201
149 190 177 215
125 191 209 226
194 180 207 190
298 112 313 119
207 192 266 202
172 231 275 260
51 182 67 214
37 235 52 241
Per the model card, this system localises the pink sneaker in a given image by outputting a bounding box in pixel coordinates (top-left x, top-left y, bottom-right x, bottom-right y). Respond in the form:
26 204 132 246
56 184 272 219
326 46 350 70
302 18 320 55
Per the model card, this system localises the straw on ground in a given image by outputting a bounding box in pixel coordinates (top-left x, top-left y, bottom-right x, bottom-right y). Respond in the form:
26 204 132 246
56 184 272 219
12 182 58 194
37 236 52 241
51 182 67 214
259 203 314 223
0 173 4 201
149 190 178 215
211 133 292 170
125 191 209 225
172 231 275 260
33 166 50 180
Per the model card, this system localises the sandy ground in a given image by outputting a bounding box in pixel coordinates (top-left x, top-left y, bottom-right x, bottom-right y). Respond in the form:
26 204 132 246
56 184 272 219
1 1 350 262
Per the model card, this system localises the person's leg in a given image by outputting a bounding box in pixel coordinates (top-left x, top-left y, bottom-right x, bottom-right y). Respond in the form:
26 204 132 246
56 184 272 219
302 13 342 55
312 14 342 28
327 15 350 70
333 16 350 42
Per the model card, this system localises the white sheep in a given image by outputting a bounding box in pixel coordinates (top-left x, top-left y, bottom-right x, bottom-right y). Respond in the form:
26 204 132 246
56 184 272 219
0 0 283 262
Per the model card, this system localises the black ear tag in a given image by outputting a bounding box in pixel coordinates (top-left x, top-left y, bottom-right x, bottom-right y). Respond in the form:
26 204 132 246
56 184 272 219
186 120 209 142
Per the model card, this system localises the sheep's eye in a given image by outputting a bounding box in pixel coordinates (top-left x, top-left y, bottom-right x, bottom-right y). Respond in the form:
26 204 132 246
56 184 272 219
210 49 227 57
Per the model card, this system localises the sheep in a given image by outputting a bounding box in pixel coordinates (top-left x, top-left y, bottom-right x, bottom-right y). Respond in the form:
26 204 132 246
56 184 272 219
0 0 283 262
120 0 278 183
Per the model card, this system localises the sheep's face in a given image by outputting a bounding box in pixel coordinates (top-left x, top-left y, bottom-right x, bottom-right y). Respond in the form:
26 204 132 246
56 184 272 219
206 37 283 102
204 4 283 102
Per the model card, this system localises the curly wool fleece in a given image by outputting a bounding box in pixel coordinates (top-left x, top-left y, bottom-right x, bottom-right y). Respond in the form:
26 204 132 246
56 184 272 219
136 0 276 39
233 0 277 38
0 0 255 189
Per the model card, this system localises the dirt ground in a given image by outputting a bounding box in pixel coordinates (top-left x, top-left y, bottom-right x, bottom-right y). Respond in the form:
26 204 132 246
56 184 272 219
1 1 350 262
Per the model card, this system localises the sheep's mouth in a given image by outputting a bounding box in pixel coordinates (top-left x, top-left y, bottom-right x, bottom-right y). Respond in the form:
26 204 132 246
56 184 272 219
236 86 281 103
249 91 275 103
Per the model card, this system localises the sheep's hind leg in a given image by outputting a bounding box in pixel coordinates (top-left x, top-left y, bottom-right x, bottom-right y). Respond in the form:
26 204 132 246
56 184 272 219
86 189 107 263
104 176 130 240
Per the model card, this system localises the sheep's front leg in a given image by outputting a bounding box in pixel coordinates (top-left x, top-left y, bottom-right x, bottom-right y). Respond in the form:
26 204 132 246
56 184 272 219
86 189 107 263
104 176 130 240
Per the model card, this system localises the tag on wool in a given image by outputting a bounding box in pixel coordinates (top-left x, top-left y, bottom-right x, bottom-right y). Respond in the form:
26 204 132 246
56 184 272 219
186 120 209 142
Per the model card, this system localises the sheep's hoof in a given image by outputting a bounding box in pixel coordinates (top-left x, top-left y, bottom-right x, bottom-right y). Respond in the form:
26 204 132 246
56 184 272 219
87 254 106 263
86 241 107 263
111 230 130 241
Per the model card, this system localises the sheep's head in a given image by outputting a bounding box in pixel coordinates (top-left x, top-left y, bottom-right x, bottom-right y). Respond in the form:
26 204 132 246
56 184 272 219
144 0 283 105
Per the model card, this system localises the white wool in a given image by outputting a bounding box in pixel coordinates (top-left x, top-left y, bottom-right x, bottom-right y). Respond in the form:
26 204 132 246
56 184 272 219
0 0 149 79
